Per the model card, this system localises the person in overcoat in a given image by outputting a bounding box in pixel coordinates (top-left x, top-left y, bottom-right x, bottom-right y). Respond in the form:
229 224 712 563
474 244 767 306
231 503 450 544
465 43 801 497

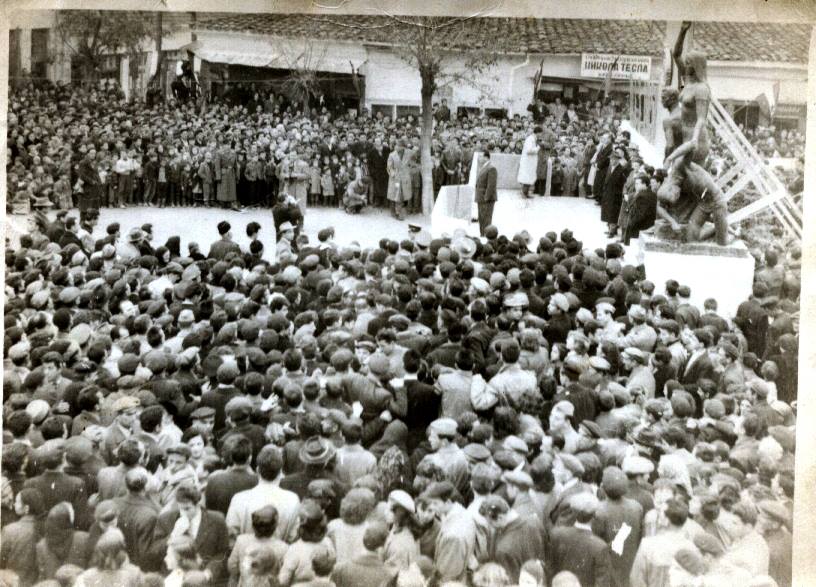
149 482 230 584
591 132 613 201
198 151 214 206
622 174 657 245
517 127 542 198
601 146 629 237
387 141 407 219
214 141 238 208
367 137 390 206
592 467 644 587
548 493 614 587
77 149 102 212
474 150 498 237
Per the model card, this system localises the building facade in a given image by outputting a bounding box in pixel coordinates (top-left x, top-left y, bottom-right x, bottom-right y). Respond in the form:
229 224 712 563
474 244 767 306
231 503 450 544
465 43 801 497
7 10 810 131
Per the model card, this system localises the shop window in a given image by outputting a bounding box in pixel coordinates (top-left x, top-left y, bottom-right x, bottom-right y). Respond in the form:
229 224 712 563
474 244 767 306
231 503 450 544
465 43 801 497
484 108 508 120
371 103 394 119
457 106 480 119
396 105 421 119
30 28 49 81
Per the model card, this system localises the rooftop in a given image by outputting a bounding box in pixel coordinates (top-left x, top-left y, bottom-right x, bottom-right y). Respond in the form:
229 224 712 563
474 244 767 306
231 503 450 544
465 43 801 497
193 14 810 64
195 14 666 56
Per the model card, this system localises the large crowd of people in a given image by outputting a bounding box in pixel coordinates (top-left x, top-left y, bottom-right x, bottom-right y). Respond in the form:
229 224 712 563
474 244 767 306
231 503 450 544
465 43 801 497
0 168 800 587
6 81 642 221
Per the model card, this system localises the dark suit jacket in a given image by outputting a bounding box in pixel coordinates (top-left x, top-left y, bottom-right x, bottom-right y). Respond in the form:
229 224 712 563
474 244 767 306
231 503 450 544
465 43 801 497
23 470 88 529
115 493 160 571
548 526 614 587
475 162 498 202
207 237 242 261
1 516 40 585
624 188 657 242
204 468 258 515
601 164 628 224
150 507 230 584
331 552 395 587
200 385 241 431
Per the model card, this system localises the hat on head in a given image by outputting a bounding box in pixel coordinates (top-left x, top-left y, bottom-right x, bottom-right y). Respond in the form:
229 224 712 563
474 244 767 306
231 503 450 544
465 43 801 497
559 454 585 477
693 532 725 556
502 469 534 489
758 500 790 526
279 221 295 233
299 436 337 466
553 400 575 417
225 397 253 421
479 495 511 518
190 406 215 420
388 489 415 513
622 455 654 475
570 492 599 515
112 396 140 413
550 293 569 312
429 418 458 438
463 443 492 463
26 399 50 424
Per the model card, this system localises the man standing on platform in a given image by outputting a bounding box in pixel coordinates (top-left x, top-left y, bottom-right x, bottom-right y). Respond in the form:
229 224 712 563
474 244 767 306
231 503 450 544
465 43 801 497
475 148 498 237
77 148 102 213
517 127 542 198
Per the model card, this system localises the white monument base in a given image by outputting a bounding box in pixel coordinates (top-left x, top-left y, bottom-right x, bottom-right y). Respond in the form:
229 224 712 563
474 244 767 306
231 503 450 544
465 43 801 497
637 233 754 319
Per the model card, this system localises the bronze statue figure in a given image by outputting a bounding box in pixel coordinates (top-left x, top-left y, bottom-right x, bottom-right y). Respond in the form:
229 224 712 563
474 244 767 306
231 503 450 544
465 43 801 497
656 24 729 246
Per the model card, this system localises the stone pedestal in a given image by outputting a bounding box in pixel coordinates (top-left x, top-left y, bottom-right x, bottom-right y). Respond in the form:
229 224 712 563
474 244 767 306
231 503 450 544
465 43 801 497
638 233 755 319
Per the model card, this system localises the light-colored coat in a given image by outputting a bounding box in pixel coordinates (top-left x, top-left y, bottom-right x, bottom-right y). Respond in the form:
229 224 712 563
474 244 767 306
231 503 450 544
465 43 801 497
517 134 540 185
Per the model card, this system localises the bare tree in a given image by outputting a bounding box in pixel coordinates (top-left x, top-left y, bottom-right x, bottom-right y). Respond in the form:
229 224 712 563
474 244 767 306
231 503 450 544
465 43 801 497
311 6 501 215
277 40 330 115
55 10 160 87
380 13 501 215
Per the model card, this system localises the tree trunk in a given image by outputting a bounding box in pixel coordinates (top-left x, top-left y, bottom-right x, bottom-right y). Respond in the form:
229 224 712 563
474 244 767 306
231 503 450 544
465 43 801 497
147 11 165 99
420 83 435 216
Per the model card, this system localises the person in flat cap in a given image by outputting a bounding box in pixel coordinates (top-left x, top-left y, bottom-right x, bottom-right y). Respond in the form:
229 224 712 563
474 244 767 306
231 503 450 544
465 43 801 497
593 466 643 584
756 500 792 586
208 220 241 261
416 481 475 584
549 491 613 587
475 493 546 583
425 418 470 497
621 455 656 514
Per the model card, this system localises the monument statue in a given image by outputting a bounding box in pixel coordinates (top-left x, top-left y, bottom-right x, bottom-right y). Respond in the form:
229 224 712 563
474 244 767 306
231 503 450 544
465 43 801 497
656 25 729 246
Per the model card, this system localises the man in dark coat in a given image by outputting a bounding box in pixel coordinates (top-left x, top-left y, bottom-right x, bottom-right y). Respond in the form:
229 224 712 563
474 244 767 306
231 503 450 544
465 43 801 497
272 193 303 241
601 146 629 238
549 493 614 587
23 443 89 530
367 137 390 207
204 435 258 515
331 522 396 587
200 362 242 432
149 481 230 583
0 488 43 585
623 174 657 245
475 149 498 236
592 132 613 201
207 220 241 261
734 282 771 358
592 467 644 587
77 148 102 212
115 468 160 571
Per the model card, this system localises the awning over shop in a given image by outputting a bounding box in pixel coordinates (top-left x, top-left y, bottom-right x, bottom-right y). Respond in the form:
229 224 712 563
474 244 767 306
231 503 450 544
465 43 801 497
708 76 777 109
181 37 366 74
181 38 280 68
777 79 806 105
